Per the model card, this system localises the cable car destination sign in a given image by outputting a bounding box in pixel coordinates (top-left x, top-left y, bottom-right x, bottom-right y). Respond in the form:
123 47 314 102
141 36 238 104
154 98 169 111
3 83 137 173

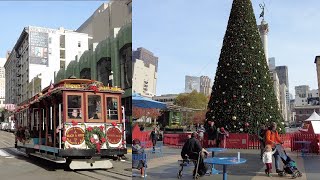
66 127 85 145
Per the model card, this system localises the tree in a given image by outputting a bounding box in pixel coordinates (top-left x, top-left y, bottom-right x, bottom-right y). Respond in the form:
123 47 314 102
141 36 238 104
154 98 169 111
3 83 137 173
175 90 208 109
193 110 207 124
132 107 161 124
206 0 284 134
174 91 209 125
132 107 145 119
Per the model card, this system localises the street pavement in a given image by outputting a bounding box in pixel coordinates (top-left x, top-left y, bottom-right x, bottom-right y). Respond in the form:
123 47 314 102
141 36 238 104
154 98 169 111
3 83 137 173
133 145 320 180
0 130 132 180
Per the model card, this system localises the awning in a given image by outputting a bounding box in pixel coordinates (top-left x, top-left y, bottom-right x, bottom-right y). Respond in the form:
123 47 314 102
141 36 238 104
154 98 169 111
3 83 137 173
132 93 166 109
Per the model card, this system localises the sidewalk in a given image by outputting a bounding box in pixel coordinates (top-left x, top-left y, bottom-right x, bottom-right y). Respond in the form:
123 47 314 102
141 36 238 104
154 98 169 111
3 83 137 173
132 146 319 180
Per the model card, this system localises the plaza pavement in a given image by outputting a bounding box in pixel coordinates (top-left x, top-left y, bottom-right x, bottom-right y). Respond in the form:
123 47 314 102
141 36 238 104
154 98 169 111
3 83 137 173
132 145 320 180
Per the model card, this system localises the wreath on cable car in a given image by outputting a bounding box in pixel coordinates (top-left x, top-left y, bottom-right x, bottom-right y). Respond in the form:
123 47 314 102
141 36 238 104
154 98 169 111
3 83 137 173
84 126 108 153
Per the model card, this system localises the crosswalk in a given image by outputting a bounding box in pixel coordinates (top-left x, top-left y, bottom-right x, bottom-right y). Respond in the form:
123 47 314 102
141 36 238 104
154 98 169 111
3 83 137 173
0 149 16 158
0 130 17 159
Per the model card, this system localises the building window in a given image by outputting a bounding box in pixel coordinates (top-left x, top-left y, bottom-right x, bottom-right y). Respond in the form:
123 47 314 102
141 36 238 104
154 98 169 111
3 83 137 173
60 61 65 69
96 57 111 86
78 41 81 47
80 68 91 79
49 37 52 44
119 44 132 89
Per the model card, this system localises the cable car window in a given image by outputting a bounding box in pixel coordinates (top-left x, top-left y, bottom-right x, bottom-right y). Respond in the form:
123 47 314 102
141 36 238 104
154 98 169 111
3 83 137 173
106 97 118 120
67 95 82 119
88 95 101 120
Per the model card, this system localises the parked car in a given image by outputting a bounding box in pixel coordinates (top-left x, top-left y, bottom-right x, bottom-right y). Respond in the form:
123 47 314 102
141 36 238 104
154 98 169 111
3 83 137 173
1 122 9 131
8 121 15 132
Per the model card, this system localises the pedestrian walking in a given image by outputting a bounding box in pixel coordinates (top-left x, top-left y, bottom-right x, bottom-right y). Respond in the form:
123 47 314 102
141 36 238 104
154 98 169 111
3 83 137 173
207 121 217 147
217 127 229 148
262 144 277 177
150 128 158 151
258 124 267 159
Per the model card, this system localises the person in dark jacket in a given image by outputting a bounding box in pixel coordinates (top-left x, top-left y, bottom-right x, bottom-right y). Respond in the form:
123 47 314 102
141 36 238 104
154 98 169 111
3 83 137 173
150 128 158 151
181 132 209 177
258 124 267 159
207 121 217 147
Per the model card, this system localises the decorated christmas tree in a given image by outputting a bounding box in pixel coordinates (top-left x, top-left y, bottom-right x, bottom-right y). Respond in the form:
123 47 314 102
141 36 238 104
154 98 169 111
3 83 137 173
206 0 284 134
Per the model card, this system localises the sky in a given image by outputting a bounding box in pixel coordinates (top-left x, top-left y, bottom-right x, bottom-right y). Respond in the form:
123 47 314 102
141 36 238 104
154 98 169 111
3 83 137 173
133 0 320 96
0 1 105 58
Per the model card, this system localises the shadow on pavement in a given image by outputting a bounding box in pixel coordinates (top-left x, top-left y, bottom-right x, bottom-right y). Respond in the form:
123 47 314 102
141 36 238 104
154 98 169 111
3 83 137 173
303 156 320 174
213 152 264 177
1 147 68 171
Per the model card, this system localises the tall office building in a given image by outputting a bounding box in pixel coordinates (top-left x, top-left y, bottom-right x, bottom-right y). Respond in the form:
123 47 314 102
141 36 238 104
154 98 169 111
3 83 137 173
185 75 212 95
200 76 212 96
5 26 89 105
0 58 5 108
77 0 132 46
132 47 158 97
294 85 319 106
279 84 288 121
268 57 276 70
185 76 200 93
275 66 289 88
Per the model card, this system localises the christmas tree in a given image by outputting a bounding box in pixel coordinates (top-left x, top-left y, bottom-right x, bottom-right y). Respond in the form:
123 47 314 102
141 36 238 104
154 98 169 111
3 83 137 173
206 0 284 134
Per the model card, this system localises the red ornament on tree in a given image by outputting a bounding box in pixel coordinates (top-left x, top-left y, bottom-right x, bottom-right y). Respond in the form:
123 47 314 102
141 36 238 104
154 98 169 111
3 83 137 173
245 122 249 127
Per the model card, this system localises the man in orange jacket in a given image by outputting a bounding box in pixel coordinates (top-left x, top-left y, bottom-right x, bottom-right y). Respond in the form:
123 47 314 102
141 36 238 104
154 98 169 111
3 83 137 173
265 122 283 173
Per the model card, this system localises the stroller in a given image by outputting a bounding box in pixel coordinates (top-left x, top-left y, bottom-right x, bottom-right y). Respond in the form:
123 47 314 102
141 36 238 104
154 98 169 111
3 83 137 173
275 144 302 178
177 152 203 179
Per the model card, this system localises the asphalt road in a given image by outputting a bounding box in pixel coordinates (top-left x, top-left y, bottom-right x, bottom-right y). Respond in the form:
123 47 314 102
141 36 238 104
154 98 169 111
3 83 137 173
133 146 320 180
0 130 132 180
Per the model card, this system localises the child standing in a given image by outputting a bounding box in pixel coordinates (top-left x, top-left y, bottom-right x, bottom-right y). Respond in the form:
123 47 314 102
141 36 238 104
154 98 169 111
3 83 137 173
262 144 277 177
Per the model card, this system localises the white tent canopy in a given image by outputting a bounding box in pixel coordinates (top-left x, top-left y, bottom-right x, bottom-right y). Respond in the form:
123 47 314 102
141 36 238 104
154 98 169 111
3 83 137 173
304 111 320 121
303 111 320 134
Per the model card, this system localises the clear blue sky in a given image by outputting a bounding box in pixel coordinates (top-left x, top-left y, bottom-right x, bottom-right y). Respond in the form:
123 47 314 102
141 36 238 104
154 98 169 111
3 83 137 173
133 0 319 96
0 1 105 58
